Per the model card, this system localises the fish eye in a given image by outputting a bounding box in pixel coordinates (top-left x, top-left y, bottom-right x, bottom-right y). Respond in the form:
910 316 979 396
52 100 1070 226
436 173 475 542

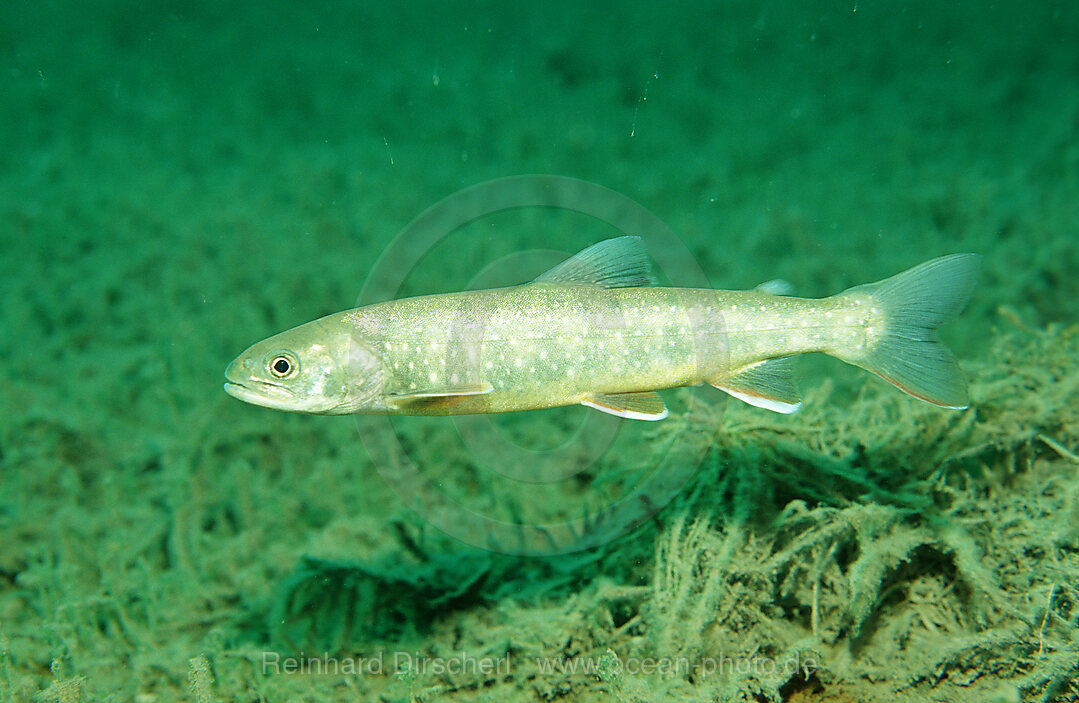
268 353 298 379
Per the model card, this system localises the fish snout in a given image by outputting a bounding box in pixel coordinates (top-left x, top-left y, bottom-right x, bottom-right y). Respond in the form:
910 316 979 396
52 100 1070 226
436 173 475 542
224 356 255 384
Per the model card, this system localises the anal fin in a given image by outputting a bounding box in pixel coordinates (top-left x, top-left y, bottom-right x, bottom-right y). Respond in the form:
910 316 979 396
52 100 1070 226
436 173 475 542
711 357 802 414
581 390 669 421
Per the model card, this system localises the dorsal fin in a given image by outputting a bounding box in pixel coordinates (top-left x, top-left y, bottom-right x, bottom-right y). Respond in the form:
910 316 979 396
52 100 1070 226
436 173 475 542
532 236 655 288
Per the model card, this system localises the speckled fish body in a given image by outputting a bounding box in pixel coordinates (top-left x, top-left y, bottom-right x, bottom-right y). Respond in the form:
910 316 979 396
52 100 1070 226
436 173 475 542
224 237 980 420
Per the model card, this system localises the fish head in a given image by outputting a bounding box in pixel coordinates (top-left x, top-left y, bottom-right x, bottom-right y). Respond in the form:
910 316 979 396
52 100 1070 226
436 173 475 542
224 317 385 415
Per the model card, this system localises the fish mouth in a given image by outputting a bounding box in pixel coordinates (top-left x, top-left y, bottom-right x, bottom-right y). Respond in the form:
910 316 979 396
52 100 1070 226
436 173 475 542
223 379 298 411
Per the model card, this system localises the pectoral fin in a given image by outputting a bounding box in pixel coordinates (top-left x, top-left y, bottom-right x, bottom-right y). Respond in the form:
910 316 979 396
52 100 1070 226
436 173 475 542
581 391 669 421
386 382 493 410
711 357 802 414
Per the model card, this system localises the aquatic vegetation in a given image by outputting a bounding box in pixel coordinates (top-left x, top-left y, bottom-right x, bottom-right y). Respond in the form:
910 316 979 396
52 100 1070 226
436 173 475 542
268 516 607 657
270 553 495 653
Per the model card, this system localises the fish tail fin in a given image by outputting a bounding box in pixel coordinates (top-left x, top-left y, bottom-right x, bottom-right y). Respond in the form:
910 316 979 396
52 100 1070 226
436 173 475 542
839 254 981 409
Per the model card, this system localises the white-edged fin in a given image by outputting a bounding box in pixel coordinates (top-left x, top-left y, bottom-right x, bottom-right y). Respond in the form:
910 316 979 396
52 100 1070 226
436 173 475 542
581 391 669 421
387 382 493 403
532 236 655 288
712 358 802 414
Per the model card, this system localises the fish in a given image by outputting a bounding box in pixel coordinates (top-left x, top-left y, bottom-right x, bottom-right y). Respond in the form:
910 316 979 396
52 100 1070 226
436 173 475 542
223 236 980 420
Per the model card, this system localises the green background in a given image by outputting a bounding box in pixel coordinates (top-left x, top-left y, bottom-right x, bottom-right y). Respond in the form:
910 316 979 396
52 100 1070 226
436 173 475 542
2 2 1077 701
